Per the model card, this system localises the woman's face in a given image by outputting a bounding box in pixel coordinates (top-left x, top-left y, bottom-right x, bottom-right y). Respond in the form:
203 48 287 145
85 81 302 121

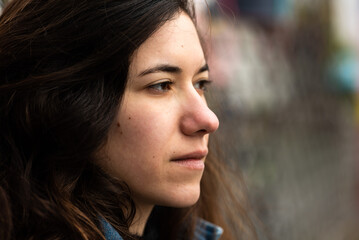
100 12 219 209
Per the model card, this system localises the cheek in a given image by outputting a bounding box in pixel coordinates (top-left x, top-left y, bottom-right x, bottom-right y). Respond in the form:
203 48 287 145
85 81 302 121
120 108 169 152
101 115 162 186
104 99 177 177
119 99 177 152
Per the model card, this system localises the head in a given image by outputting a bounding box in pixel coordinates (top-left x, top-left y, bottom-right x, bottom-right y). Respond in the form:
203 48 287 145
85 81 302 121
0 0 219 239
98 11 219 213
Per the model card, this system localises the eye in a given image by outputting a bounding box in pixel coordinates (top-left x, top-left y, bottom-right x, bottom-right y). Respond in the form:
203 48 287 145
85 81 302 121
194 80 211 92
147 80 173 93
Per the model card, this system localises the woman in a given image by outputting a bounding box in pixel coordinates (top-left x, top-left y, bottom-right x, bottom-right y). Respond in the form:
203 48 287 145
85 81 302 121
0 0 256 239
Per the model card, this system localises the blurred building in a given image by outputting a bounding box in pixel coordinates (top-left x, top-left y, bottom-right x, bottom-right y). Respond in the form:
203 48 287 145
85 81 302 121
196 0 359 239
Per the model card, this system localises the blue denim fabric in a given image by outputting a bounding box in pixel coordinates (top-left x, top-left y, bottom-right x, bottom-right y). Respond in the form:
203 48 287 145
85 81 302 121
193 219 223 240
100 217 223 240
100 217 123 240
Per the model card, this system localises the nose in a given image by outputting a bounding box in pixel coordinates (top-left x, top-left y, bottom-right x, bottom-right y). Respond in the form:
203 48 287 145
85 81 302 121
180 92 219 136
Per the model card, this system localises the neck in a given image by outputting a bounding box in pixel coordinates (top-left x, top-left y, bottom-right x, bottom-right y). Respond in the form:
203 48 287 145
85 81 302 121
129 202 154 236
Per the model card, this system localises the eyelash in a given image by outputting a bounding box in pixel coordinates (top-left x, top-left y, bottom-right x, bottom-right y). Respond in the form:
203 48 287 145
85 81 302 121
194 80 211 91
147 79 212 93
148 81 174 92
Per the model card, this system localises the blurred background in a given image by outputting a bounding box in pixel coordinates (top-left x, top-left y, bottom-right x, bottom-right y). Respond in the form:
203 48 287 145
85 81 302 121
195 0 359 239
1 0 359 239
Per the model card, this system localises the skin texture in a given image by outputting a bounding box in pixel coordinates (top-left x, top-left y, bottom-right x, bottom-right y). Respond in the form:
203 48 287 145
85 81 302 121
99 12 219 234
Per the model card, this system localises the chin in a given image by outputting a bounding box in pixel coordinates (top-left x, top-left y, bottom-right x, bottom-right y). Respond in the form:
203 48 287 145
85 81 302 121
160 185 201 208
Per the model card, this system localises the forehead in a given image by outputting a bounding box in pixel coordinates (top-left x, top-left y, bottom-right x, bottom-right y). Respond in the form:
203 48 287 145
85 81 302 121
129 12 206 75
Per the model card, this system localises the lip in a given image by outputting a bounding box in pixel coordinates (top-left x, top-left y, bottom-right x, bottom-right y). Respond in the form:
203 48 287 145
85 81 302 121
171 150 208 170
171 150 208 161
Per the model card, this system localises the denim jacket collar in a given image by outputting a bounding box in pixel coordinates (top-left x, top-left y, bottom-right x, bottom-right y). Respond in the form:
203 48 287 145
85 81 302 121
100 217 223 240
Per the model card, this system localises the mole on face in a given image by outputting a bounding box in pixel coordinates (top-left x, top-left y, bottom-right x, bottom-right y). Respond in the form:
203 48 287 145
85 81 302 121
116 122 123 134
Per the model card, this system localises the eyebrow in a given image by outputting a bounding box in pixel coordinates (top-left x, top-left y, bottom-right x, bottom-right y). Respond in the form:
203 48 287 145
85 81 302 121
138 63 209 77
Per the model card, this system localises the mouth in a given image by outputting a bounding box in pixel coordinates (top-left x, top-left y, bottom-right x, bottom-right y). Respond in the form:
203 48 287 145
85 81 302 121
171 150 207 170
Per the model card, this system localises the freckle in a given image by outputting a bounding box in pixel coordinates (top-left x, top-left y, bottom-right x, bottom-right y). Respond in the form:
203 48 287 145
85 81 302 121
120 131 123 135
173 151 176 154
128 117 131 120
117 123 120 127
181 45 184 48
153 156 155 159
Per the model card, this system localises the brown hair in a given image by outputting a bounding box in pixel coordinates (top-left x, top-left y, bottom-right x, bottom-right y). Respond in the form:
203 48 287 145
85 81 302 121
0 0 256 239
